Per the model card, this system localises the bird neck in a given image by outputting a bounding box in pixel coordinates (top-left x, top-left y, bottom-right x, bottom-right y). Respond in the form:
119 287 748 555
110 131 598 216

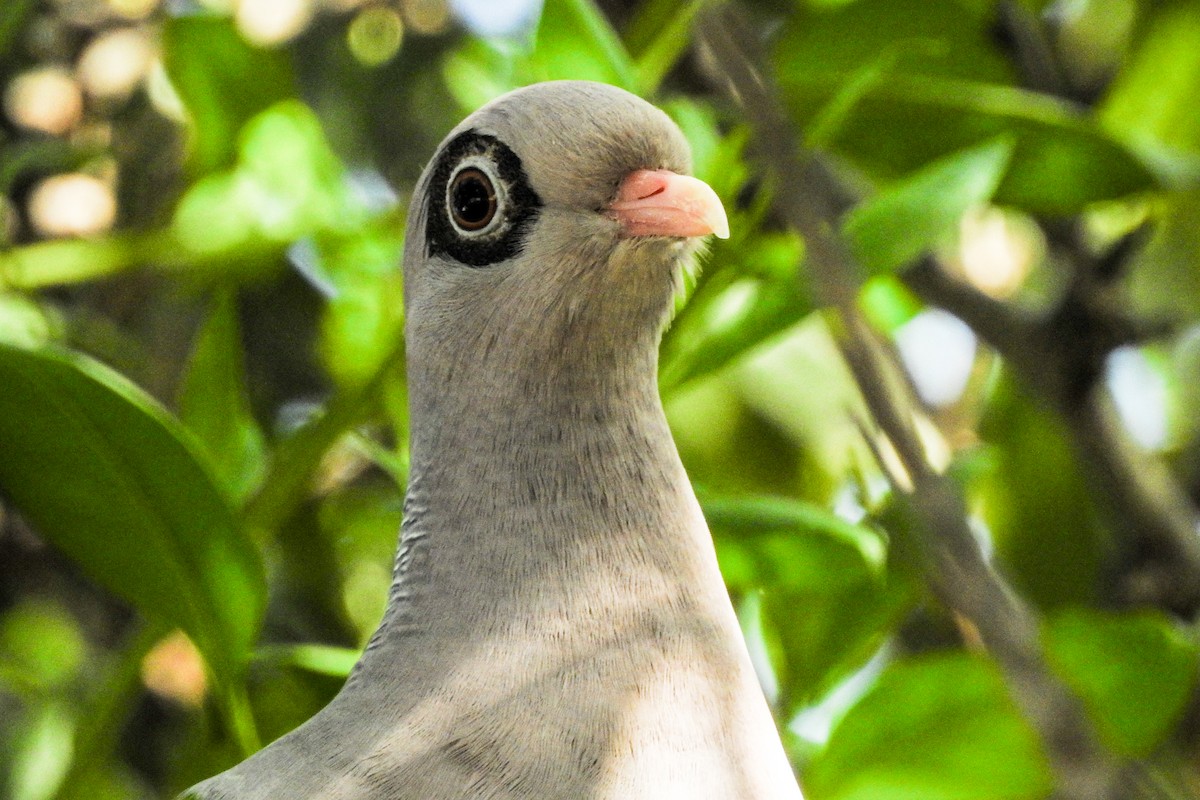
382 321 733 649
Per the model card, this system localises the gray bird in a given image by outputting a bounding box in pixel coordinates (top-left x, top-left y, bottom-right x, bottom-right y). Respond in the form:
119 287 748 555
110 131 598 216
185 80 801 800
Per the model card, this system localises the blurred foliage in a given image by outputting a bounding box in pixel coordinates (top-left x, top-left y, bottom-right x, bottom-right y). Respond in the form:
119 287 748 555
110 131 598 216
0 0 1198 798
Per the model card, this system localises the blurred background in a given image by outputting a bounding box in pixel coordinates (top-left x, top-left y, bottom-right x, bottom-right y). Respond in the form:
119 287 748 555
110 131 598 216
1 0 1199 797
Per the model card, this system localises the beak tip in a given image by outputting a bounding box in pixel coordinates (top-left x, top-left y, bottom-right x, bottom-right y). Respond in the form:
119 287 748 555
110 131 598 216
711 215 730 240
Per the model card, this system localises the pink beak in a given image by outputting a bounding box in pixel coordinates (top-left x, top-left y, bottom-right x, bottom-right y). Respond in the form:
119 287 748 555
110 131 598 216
605 169 730 240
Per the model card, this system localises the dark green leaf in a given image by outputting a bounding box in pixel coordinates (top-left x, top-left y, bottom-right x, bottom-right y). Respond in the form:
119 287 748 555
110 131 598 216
976 376 1105 609
844 136 1015 275
162 16 295 173
1045 608 1199 756
0 343 266 686
775 0 1014 86
807 652 1054 800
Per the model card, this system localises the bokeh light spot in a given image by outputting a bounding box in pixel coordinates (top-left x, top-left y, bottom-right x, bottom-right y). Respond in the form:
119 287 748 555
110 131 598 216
403 0 450 35
142 630 208 707
236 0 315 46
78 28 156 101
28 173 118 238
107 0 160 19
895 309 978 408
957 206 1040 299
349 5 404 66
4 67 84 136
449 0 541 38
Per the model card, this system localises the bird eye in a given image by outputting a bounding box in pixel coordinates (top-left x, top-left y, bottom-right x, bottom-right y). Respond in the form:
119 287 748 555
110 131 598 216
448 167 498 232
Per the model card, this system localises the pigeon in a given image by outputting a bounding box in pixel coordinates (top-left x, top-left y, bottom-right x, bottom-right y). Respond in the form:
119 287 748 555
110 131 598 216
185 80 801 800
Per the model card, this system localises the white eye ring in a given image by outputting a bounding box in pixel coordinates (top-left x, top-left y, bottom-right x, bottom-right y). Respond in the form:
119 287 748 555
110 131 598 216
446 157 506 236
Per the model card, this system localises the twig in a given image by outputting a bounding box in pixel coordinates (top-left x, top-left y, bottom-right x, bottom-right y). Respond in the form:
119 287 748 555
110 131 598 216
696 9 1131 799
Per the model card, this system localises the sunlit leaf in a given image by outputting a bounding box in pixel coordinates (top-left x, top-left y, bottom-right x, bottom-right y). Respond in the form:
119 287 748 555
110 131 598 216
806 652 1053 800
1045 608 1199 756
661 232 810 392
843 136 1014 275
314 220 406 390
0 293 56 348
0 344 266 687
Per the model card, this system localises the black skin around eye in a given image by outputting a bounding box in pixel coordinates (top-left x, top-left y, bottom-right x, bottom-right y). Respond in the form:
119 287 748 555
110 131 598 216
426 130 542 268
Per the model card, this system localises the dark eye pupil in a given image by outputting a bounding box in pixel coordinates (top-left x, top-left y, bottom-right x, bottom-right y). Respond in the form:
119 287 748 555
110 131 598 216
449 168 497 231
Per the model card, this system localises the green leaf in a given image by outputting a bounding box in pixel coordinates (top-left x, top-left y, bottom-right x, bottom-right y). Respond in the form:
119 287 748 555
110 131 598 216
705 493 912 709
162 15 295 173
660 232 811 392
0 0 38 67
843 136 1015 275
1045 608 1199 756
976 376 1104 609
627 0 707 93
525 0 639 91
775 0 1014 86
0 293 56 348
1100 3 1200 178
178 291 267 503
315 220 407 391
704 494 886 572
807 652 1054 800
0 344 266 689
172 101 360 255
255 644 362 678
778 73 1155 213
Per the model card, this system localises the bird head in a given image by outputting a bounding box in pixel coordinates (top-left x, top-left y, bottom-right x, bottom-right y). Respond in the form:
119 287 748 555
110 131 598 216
402 81 727 396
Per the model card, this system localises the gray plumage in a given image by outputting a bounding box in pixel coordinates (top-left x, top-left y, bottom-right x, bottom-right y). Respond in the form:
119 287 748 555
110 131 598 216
186 81 801 800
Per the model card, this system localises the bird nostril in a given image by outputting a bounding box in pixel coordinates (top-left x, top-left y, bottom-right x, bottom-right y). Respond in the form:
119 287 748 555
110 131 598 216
637 186 667 200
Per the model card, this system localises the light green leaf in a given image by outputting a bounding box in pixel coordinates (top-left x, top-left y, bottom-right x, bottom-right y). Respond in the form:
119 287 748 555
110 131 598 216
0 293 56 348
660 232 811 392
843 136 1015 275
0 344 266 689
807 652 1054 800
178 291 268 503
704 494 886 572
1045 608 1199 756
